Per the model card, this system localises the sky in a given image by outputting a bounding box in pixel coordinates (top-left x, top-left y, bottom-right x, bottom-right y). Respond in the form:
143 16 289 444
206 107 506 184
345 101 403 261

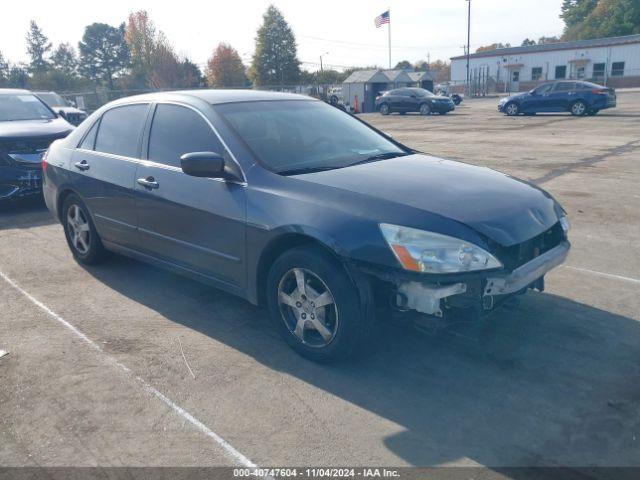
1 0 565 71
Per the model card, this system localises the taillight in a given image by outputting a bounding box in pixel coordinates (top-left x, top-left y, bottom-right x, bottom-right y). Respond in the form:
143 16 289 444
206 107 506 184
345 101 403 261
592 89 608 95
41 149 49 171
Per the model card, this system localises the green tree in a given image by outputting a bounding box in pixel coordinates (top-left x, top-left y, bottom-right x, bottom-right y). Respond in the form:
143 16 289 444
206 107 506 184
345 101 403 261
7 63 29 88
394 60 412 70
51 43 78 76
561 0 640 40
206 43 247 87
79 23 129 90
250 5 301 86
180 59 205 88
475 43 510 53
521 38 537 46
537 35 560 44
0 52 8 86
26 20 51 73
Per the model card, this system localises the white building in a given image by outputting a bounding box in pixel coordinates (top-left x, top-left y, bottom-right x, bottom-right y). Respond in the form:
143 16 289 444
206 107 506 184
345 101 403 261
450 34 640 92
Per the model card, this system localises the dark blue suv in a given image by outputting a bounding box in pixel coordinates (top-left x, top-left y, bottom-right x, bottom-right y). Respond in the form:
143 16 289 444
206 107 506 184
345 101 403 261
498 81 616 116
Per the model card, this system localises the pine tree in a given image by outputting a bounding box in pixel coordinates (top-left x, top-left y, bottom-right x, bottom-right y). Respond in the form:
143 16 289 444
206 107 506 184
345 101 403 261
250 5 300 86
26 20 52 73
79 23 130 89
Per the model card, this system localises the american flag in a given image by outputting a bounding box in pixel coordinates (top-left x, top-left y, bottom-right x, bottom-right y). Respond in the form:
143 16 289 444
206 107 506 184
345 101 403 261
374 10 390 28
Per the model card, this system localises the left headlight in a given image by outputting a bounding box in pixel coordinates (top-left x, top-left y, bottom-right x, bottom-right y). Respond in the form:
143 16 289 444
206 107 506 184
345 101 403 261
380 223 502 274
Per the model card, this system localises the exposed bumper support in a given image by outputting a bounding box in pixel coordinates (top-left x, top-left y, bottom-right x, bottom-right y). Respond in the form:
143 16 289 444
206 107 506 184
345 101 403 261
484 241 570 297
397 282 467 317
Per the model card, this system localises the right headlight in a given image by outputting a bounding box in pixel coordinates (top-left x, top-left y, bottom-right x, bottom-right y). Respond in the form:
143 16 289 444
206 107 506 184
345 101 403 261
379 223 502 274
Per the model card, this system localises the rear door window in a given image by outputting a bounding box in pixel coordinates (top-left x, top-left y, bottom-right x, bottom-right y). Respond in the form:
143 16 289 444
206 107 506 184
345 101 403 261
94 104 149 158
553 82 575 92
147 104 224 168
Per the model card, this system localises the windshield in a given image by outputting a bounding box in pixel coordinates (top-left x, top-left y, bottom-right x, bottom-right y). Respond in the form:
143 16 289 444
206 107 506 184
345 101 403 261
37 92 67 107
216 100 407 174
0 94 56 121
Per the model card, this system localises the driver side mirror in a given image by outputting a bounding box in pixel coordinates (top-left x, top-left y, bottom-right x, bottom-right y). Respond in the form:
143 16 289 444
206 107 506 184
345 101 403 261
180 152 225 178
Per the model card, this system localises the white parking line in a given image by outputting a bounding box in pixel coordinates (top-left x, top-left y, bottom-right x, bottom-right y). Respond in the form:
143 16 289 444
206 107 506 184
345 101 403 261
0 270 263 472
563 265 640 285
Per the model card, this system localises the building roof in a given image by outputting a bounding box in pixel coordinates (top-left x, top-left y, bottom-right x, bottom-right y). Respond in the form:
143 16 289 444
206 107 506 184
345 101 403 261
343 68 434 84
450 34 640 61
343 69 391 83
407 71 435 82
384 69 413 82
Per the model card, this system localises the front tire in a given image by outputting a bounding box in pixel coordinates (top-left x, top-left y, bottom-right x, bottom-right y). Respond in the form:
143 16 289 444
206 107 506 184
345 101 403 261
570 100 587 116
419 103 431 115
62 194 107 264
504 102 520 116
266 246 366 362
379 103 390 115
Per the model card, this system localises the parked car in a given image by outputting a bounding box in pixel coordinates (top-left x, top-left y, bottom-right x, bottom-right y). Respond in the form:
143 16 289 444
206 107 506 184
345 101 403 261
35 91 88 125
1 89 73 202
376 88 455 115
43 90 570 361
498 81 616 116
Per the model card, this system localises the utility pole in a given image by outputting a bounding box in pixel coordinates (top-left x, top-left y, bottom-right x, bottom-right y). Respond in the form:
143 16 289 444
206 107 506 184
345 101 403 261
466 0 471 96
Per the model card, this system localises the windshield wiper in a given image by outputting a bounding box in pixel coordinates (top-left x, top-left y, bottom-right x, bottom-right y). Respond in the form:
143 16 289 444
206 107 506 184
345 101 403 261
278 165 343 176
278 152 410 176
348 151 410 167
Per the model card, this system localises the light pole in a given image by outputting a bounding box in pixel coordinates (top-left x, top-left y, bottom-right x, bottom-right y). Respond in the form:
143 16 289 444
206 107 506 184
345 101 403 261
466 0 471 96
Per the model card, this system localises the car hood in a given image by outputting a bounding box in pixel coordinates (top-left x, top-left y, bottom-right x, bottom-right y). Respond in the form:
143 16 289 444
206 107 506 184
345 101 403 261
0 117 73 139
292 154 562 246
53 106 86 115
503 92 529 103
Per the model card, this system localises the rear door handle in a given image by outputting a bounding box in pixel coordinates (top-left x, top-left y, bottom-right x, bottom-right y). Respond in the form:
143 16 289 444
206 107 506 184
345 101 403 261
137 177 159 189
74 160 90 171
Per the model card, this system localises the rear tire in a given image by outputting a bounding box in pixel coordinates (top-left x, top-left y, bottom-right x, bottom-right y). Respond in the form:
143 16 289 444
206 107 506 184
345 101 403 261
570 100 587 116
62 194 107 264
379 103 390 115
419 103 431 115
266 246 367 362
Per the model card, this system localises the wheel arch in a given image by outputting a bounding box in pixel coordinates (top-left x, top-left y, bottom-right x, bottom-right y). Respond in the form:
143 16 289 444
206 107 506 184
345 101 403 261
56 187 80 223
255 232 347 307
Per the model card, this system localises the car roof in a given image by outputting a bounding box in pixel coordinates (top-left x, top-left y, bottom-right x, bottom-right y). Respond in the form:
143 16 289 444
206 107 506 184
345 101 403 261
107 89 316 106
0 88 32 95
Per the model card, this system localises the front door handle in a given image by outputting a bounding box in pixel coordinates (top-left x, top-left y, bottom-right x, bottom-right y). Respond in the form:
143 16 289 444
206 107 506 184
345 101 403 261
74 160 90 171
137 176 159 189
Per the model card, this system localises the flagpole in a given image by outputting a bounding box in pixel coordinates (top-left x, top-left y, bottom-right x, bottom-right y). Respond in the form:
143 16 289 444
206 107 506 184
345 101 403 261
388 7 392 68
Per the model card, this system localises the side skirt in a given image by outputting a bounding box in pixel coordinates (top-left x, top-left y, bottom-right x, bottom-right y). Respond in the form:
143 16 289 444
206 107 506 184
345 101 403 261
101 239 251 303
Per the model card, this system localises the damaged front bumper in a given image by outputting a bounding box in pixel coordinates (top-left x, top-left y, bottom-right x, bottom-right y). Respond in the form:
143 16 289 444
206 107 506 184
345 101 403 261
363 240 570 317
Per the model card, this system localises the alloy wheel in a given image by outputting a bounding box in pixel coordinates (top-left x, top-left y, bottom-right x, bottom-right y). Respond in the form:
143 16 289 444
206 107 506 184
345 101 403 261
420 104 431 115
277 268 339 348
67 204 91 255
572 101 586 116
506 103 519 116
